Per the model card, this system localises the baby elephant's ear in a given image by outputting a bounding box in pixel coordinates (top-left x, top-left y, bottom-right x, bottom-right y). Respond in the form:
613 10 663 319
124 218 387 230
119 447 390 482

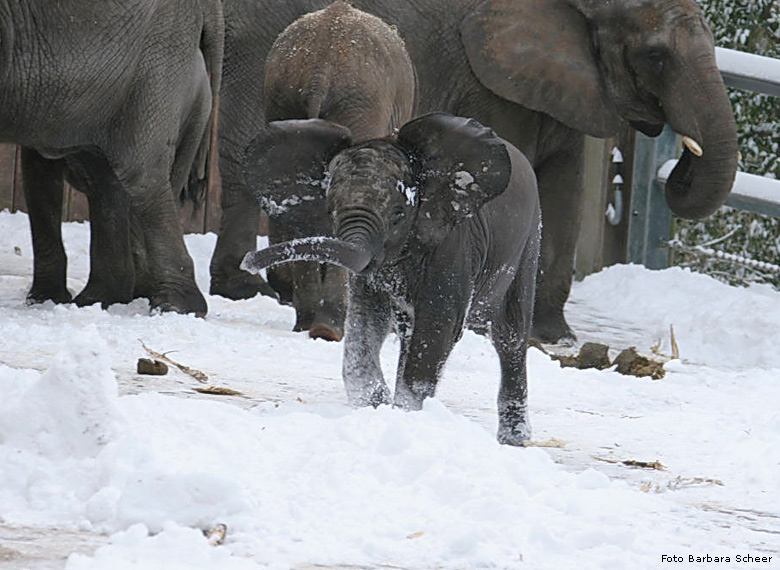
397 112 511 246
243 119 352 229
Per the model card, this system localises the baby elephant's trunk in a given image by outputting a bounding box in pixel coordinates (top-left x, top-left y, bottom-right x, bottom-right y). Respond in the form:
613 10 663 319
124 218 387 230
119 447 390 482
241 236 372 275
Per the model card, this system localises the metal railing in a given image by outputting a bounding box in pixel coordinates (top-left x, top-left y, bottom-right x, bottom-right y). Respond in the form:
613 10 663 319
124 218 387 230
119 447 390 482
626 47 780 269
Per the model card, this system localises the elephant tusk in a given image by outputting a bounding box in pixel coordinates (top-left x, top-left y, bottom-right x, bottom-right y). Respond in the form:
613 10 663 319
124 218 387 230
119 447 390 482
682 136 703 157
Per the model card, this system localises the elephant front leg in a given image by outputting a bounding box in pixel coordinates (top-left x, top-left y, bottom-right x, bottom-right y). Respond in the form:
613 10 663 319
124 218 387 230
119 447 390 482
342 277 391 407
394 311 462 412
290 261 347 342
309 264 347 342
123 168 207 316
532 137 584 344
210 177 275 300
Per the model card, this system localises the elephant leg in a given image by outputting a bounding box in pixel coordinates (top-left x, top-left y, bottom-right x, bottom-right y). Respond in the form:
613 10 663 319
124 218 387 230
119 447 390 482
492 238 539 446
394 282 466 411
532 137 584 344
309 264 347 342
63 151 135 308
22 149 72 305
267 265 293 305
289 260 322 333
132 179 208 316
342 276 392 407
394 320 461 411
130 213 154 301
209 177 275 299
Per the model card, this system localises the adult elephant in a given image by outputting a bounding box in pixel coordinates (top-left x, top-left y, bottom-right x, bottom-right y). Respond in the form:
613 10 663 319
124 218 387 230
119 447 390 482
2 0 223 316
210 0 737 342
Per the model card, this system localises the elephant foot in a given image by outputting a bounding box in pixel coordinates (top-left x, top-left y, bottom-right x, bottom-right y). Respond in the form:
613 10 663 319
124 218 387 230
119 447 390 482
74 283 133 309
150 287 208 317
497 402 531 446
346 381 391 408
497 425 532 447
292 310 315 333
393 382 431 412
27 285 72 305
210 271 278 301
308 322 343 342
531 307 576 345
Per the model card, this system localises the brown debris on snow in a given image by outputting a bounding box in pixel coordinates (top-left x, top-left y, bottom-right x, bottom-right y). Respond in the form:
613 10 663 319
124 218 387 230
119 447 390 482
551 342 666 379
613 347 666 380
139 339 209 383
136 358 169 376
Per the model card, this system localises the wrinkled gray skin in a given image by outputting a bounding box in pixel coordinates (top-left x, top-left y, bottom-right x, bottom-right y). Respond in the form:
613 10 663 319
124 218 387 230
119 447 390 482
0 0 223 316
243 113 541 446
248 1 416 341
211 0 737 342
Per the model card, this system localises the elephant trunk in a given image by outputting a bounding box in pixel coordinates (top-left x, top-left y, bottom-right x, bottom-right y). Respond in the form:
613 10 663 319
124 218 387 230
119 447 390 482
334 206 385 262
663 53 738 219
241 207 386 276
241 236 373 275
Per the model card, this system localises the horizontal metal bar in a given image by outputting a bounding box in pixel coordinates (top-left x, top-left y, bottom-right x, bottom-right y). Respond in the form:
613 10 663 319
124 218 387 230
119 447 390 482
657 159 780 218
716 47 780 97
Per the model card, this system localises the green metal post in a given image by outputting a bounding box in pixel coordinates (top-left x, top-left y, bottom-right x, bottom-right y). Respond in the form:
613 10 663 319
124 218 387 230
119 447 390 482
626 126 679 269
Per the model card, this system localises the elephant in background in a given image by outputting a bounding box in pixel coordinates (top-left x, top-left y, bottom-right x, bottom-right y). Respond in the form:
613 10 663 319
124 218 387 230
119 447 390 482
229 0 416 341
243 113 541 445
2 0 223 316
210 0 737 343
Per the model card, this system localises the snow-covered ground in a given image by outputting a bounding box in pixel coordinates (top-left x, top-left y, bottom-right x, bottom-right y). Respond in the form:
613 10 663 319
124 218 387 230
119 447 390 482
0 210 777 569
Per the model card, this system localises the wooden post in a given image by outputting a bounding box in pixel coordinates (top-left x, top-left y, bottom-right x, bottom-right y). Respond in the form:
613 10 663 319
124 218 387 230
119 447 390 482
575 136 611 280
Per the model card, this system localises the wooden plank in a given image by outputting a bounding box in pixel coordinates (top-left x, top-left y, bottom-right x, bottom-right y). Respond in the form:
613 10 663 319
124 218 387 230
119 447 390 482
65 184 90 222
203 124 223 235
178 191 207 234
0 144 17 211
575 136 611 280
12 147 27 213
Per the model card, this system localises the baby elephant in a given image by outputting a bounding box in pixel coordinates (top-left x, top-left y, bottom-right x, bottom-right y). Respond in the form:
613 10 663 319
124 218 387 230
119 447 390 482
243 112 540 445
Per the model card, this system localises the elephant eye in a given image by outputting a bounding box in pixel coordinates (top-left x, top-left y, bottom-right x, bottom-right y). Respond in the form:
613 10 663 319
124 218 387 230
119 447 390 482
633 47 668 76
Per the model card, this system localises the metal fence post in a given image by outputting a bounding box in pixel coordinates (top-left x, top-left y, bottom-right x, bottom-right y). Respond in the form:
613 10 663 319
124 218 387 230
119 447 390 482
626 126 679 269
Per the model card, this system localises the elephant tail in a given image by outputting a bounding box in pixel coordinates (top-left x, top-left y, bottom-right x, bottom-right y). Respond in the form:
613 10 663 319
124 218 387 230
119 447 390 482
187 0 224 205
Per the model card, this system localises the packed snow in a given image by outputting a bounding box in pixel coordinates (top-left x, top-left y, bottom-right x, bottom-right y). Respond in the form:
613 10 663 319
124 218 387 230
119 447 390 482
0 210 777 569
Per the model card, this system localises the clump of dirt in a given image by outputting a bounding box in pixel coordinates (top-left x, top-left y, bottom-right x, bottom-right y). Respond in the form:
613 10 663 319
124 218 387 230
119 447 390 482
137 358 168 375
613 347 666 380
550 342 666 379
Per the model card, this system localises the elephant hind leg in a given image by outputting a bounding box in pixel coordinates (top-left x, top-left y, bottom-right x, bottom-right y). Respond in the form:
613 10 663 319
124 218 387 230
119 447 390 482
531 138 583 344
492 238 539 446
64 150 135 308
22 149 72 305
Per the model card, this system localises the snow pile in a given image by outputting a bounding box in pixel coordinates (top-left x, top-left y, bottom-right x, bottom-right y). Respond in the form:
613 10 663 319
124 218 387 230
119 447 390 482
0 210 776 569
570 263 780 368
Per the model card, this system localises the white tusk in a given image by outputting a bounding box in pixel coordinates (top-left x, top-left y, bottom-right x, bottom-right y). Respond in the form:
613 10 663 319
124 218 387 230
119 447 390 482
682 136 703 157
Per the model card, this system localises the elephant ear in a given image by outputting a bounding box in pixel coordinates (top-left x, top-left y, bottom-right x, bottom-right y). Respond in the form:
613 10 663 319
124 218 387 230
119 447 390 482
243 119 353 230
398 112 511 247
460 0 622 137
